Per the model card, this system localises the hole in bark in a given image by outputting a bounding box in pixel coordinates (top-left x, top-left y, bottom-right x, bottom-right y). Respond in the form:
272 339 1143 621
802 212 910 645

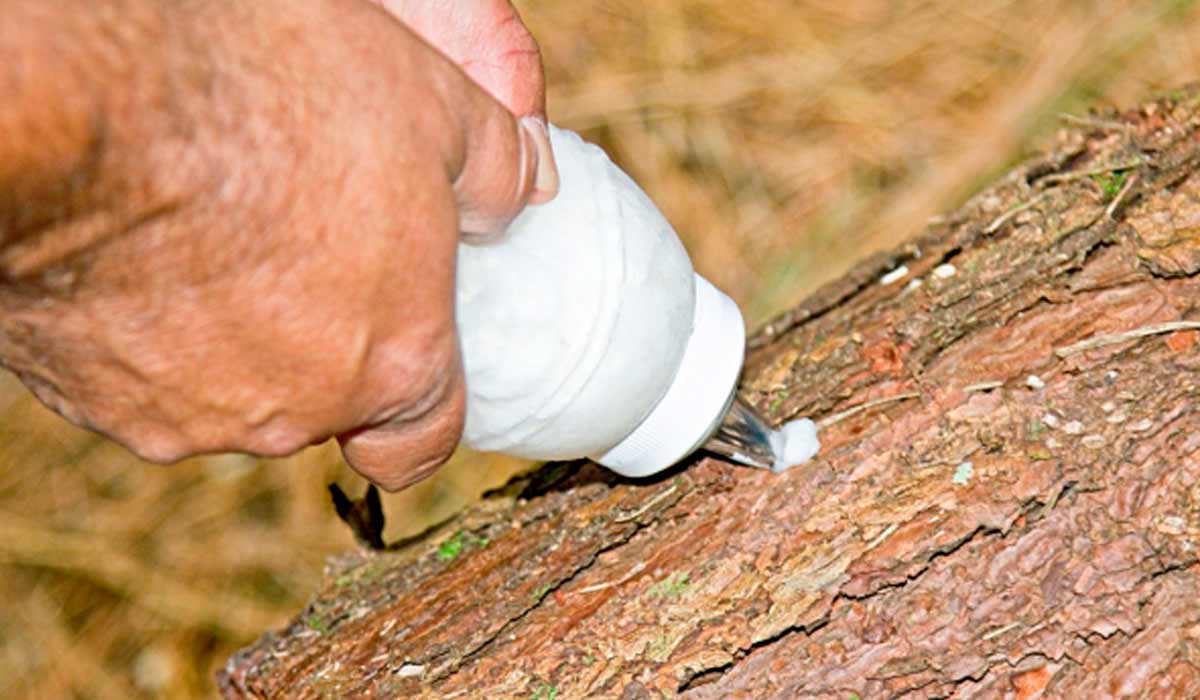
936 246 963 268
1024 161 1060 186
678 666 728 691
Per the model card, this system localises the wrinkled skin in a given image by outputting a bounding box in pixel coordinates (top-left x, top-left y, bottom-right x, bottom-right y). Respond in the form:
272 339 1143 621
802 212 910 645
0 0 558 490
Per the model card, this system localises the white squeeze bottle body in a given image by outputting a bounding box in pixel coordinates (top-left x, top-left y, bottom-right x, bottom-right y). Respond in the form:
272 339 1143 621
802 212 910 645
454 126 818 477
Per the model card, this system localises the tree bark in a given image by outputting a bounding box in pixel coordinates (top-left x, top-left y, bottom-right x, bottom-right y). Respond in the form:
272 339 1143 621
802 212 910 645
219 89 1200 699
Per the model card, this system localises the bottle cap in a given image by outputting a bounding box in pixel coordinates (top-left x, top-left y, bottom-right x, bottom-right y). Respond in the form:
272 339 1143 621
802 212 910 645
595 274 745 477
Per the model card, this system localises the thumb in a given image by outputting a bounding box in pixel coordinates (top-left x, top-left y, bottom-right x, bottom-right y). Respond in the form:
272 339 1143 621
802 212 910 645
370 0 559 224
450 95 558 239
337 369 466 492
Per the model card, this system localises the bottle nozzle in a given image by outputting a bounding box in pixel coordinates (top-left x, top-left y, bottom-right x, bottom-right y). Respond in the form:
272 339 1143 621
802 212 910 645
701 396 780 469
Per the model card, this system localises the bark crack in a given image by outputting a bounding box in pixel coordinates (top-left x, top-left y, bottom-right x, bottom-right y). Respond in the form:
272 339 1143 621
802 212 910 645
678 484 1084 694
679 523 1010 694
436 483 686 684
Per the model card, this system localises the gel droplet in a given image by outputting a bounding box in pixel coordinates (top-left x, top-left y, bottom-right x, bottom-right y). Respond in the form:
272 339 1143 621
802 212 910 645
770 418 820 473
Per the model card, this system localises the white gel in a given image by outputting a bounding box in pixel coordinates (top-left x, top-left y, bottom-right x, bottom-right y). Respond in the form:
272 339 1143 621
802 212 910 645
768 418 821 473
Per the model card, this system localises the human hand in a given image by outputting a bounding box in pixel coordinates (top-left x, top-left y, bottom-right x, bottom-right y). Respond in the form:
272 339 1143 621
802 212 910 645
0 0 556 489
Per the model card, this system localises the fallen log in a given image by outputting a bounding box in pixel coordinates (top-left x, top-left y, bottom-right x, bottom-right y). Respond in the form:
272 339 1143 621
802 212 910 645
219 88 1200 698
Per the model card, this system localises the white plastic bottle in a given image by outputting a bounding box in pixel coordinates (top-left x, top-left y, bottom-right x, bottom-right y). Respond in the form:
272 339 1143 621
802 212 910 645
455 126 817 477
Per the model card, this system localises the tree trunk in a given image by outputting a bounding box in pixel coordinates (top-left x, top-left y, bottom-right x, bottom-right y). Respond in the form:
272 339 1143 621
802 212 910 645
218 89 1200 699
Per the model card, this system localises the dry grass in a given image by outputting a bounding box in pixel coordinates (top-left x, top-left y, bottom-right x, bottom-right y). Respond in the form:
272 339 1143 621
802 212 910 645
2 0 1198 697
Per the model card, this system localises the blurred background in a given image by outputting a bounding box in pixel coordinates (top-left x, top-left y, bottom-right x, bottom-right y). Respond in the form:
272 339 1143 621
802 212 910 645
2 0 1198 697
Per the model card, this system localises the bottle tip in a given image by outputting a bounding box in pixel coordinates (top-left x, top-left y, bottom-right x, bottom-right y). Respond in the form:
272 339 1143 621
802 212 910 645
702 398 821 472
701 397 779 469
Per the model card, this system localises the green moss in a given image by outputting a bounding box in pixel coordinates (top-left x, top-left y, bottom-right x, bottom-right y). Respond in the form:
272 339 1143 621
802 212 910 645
530 681 559 700
436 530 489 561
437 532 465 561
648 572 690 598
305 613 329 633
1091 170 1128 201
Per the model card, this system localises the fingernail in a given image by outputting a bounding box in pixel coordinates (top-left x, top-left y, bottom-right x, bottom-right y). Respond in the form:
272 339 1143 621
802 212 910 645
520 115 559 205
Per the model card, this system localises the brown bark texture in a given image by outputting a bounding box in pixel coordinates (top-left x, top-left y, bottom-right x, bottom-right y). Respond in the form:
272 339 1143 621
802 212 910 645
219 89 1200 698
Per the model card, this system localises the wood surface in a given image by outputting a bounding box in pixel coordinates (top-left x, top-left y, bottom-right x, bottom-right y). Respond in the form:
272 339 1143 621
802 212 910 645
220 88 1200 699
